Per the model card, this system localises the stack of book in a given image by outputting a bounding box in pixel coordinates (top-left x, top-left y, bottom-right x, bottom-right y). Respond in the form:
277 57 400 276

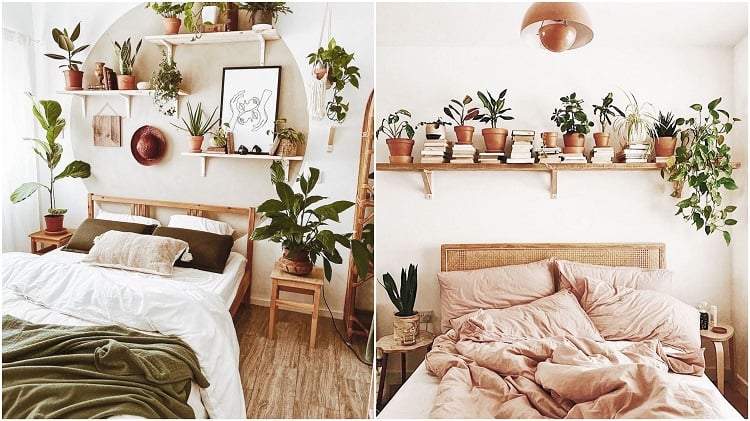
535 146 562 163
560 153 588 164
654 155 672 164
421 139 451 163
506 130 535 164
205 146 227 154
450 143 477 163
590 146 615 164
616 143 650 163
477 151 506 164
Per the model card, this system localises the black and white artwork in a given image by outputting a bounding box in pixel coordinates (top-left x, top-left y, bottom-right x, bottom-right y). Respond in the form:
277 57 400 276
220 66 281 153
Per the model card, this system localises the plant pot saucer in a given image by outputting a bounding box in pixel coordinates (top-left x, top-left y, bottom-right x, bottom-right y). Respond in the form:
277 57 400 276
252 24 272 31
44 228 67 235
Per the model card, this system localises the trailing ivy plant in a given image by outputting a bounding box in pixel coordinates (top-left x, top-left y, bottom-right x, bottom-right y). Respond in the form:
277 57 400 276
307 38 361 123
151 52 182 116
662 98 740 245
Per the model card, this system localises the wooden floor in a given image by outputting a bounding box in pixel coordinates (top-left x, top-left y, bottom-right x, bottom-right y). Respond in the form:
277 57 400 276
233 304 372 419
723 381 748 418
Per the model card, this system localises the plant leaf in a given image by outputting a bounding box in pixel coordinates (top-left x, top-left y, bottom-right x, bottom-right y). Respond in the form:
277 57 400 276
10 182 46 204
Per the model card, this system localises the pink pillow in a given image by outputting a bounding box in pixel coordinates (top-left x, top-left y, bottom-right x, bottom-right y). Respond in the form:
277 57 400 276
556 260 672 299
579 277 700 351
437 258 555 332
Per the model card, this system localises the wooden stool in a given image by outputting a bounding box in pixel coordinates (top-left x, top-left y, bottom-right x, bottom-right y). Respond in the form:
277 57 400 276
268 264 324 347
700 324 736 395
29 229 75 255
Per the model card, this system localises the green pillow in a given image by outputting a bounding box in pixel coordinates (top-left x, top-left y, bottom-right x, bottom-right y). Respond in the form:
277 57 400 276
152 226 233 274
64 218 157 253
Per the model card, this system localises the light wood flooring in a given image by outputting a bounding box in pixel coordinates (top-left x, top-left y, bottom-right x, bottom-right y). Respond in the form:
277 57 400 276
233 304 373 419
723 381 748 418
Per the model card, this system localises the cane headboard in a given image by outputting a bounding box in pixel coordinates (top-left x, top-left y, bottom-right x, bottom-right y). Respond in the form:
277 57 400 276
441 243 665 272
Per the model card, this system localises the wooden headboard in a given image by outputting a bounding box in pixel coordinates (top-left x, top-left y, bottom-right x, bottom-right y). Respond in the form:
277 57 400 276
88 193 256 317
441 243 665 272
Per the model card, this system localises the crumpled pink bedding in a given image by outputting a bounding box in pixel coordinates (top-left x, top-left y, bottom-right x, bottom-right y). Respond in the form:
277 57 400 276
425 312 719 419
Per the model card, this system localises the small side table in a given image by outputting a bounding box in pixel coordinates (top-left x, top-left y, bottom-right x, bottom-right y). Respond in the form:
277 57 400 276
700 323 735 395
376 331 436 410
29 229 75 255
268 264 324 347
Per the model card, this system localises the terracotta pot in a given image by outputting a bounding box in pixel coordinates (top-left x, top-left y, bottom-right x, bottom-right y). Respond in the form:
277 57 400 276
251 10 274 27
393 312 420 345
541 132 558 148
562 146 585 154
454 125 475 145
593 132 610 147
563 132 585 147
481 128 508 152
63 70 84 91
389 155 414 164
189 136 204 152
278 249 313 276
386 138 414 158
655 136 677 157
163 17 181 35
44 214 65 235
117 75 136 90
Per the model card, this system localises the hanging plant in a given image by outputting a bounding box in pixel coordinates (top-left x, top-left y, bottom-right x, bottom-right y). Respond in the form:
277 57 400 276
307 38 360 123
151 52 182 117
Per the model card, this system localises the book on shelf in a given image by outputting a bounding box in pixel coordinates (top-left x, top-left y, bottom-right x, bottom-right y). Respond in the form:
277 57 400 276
538 155 562 163
420 150 445 156
478 151 505 157
421 157 445 163
511 129 535 137
655 156 672 163
626 143 650 150
506 157 535 164
560 153 587 163
590 157 614 164
424 141 449 147
205 146 227 154
534 147 562 154
450 158 476 164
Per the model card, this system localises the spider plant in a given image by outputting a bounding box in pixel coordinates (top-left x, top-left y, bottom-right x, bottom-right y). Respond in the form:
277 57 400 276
612 91 656 146
171 101 219 136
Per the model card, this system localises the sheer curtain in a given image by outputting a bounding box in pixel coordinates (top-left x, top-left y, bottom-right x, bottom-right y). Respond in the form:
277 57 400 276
2 28 39 252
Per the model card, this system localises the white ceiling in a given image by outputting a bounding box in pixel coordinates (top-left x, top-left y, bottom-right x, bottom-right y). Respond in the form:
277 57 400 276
377 2 748 48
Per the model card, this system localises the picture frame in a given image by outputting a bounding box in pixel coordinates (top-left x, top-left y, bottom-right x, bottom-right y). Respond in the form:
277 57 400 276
220 66 281 153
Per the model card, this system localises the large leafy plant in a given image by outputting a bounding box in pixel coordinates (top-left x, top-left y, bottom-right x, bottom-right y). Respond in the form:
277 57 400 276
235 2 292 23
44 22 90 71
551 92 594 135
307 38 361 123
662 98 740 245
380 264 418 317
251 161 355 281
476 89 514 128
375 109 415 139
145 2 198 32
350 222 374 282
591 92 624 132
10 93 91 215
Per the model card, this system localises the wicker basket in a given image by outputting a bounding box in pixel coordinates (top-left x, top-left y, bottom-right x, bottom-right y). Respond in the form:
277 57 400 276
278 138 298 156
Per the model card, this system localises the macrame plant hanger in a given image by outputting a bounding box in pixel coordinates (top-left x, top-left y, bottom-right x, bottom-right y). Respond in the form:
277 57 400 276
309 3 332 121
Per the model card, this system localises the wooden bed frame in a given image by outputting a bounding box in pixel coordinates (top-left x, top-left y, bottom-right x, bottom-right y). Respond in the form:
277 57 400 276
87 193 256 317
441 243 665 272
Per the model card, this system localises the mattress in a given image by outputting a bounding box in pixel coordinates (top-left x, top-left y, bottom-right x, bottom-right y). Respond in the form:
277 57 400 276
378 340 743 419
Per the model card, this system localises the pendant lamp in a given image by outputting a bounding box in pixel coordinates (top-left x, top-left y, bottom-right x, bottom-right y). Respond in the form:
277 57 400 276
520 2 593 52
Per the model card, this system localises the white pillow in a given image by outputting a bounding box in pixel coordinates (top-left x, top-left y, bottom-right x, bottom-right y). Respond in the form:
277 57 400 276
168 214 235 235
97 210 161 227
82 231 190 276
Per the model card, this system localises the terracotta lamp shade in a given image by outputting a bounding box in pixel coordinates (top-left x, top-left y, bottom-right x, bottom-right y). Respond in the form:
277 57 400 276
520 2 594 52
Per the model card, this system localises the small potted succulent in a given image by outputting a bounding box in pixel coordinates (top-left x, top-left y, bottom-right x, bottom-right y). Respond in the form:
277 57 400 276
443 95 480 145
171 101 220 152
113 37 142 90
267 119 306 157
418 118 452 140
650 111 679 157
550 92 594 151
380 264 420 345
476 89 514 152
591 92 624 147
306 38 361 123
44 23 90 90
376 109 415 164
236 2 292 28
151 52 182 116
145 2 197 35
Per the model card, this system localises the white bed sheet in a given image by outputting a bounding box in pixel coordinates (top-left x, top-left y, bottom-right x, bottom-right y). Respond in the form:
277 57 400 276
378 340 743 419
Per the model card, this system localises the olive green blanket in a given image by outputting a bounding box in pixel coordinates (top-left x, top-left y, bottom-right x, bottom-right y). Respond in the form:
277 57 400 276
2 315 209 419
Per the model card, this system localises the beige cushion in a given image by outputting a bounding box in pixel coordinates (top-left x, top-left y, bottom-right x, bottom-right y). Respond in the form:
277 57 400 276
437 258 555 333
167 214 234 235
579 277 700 351
82 231 189 276
556 260 672 299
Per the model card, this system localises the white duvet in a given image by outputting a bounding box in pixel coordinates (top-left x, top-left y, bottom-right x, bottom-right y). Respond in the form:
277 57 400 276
2 252 246 419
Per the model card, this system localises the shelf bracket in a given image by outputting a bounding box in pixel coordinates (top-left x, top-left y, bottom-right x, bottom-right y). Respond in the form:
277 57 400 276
280 158 291 181
116 94 132 118
550 169 558 199
199 156 207 177
421 170 433 199
327 125 336 152
257 35 266 65
80 95 88 117
159 40 175 61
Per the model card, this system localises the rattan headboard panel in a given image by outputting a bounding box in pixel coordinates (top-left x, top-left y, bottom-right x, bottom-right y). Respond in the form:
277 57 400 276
441 243 665 271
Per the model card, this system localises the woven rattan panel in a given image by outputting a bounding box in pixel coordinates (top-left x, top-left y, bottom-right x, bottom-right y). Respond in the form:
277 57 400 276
441 243 664 272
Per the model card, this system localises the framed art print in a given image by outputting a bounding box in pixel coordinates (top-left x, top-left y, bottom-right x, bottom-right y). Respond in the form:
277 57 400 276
220 66 281 153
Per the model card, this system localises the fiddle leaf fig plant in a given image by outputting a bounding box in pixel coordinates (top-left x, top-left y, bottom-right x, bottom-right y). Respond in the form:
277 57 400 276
661 98 740 245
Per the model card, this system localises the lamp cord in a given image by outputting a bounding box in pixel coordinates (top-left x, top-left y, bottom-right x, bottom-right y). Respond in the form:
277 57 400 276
321 285 373 367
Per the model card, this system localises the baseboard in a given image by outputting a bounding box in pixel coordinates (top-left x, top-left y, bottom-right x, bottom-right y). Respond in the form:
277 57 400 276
248 296 344 320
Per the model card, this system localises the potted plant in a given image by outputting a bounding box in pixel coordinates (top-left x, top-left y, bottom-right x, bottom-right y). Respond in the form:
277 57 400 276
662 98 740 245
376 109 415 164
201 2 227 25
550 92 594 151
380 264 419 345
267 119 305 156
151 52 183 116
476 89 514 152
171 101 219 152
306 38 361 123
10 93 91 233
251 161 354 281
418 118 452 140
591 92 624 147
650 111 679 157
613 91 655 147
236 2 292 27
210 122 230 150
113 38 142 90
43 23 90 90
146 2 197 35
444 95 480 145
350 222 374 283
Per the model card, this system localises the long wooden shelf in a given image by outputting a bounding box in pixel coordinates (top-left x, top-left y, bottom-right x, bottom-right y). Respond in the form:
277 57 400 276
57 89 189 118
376 162 742 199
182 152 302 179
144 29 280 65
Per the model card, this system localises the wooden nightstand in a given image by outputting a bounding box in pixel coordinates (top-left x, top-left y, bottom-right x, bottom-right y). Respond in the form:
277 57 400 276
268 264 324 347
701 323 735 395
376 331 436 410
29 229 75 255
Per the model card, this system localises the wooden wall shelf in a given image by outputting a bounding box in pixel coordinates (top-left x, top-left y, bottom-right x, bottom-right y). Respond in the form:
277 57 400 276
144 29 280 65
376 162 742 199
57 89 189 118
181 152 302 179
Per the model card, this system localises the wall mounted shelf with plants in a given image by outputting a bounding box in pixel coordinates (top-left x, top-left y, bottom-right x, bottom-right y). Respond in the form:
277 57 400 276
57 89 189 118
181 152 302 179
144 28 280 65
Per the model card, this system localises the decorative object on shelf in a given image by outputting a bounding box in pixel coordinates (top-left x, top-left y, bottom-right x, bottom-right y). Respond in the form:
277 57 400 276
520 2 593 53
661 98 740 245
10 93 91 233
235 2 292 29
130 125 167 166
444 95 480 145
541 131 558 147
237 145 248 155
94 62 106 89
551 92 594 151
225 2 239 31
113 37 142 91
171 101 220 152
251 161 354 281
201 2 226 25
418 118 452 140
613 91 655 148
476 89 514 152
151 51 182 116
267 119 305 157
104 67 118 90
145 2 198 35
210 122 230 152
307 37 361 123
92 103 122 147
377 109 416 164
591 92 624 147
44 22 90 90
136 81 151 90
380 264 420 345
220 66 280 152
650 110 679 157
